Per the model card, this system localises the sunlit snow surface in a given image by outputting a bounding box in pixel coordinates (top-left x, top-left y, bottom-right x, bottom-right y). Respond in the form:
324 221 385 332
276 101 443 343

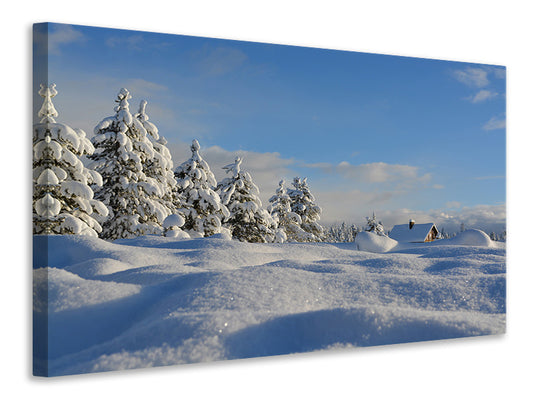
33 234 505 376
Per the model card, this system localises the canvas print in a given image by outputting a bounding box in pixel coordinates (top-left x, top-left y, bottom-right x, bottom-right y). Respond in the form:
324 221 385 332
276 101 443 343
32 23 506 377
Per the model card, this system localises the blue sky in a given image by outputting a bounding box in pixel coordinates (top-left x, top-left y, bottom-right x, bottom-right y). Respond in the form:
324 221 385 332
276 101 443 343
33 23 506 232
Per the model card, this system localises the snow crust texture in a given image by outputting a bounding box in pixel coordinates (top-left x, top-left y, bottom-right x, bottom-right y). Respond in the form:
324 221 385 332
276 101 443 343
33 235 505 376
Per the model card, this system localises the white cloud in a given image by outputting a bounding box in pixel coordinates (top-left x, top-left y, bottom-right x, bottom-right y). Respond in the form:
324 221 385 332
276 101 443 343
105 34 145 51
164 143 434 228
34 24 85 55
470 89 498 103
204 145 295 180
314 189 398 225
122 79 168 99
192 45 248 76
489 66 506 80
49 25 85 54
483 116 506 131
435 204 506 233
453 67 490 88
42 76 172 138
139 139 507 234
445 201 461 209
378 204 505 233
305 161 431 187
305 162 333 171
167 141 297 207
306 183 505 234
474 175 505 180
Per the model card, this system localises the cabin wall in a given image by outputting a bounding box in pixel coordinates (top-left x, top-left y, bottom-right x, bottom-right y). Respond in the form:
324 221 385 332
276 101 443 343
424 227 438 242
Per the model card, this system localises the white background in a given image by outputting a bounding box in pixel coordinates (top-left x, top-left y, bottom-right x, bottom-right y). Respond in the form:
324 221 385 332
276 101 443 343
2 1 531 398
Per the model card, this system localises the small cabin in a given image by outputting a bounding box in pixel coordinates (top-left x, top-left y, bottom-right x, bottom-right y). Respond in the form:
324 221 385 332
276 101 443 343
389 220 439 243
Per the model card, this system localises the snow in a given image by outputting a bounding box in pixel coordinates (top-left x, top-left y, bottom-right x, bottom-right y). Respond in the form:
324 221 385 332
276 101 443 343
286 177 324 241
37 83 59 123
174 140 228 237
34 268 141 313
37 169 59 186
216 157 276 243
34 193 61 217
33 84 108 237
354 231 398 252
60 180 94 199
33 234 505 377
445 229 494 247
89 89 170 239
163 213 185 228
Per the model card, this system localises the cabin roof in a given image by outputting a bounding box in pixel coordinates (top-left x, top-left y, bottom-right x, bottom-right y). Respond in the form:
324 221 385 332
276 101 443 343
389 222 437 242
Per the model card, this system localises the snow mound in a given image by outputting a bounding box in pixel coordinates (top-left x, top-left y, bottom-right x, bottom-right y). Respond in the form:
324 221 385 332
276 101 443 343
33 267 141 312
354 231 398 253
209 227 233 240
445 229 494 247
163 214 185 228
33 234 505 376
64 258 136 278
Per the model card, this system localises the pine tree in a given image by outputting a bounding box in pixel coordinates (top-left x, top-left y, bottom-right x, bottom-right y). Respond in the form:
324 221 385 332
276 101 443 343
287 177 324 242
33 84 108 236
268 180 312 242
350 224 359 241
364 212 386 236
500 230 506 242
174 139 229 237
324 222 358 242
216 157 277 243
134 99 190 239
89 88 165 239
134 100 185 213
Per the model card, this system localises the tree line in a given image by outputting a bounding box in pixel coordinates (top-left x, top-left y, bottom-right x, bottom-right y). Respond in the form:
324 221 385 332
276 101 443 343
33 85 326 243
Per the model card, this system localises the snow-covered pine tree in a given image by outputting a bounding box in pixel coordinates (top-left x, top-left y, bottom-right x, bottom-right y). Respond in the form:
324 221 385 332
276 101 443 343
325 222 359 242
287 177 325 242
134 100 190 239
33 84 108 236
89 88 166 239
216 157 277 243
174 139 229 237
350 223 359 240
364 212 386 236
134 100 186 213
268 179 312 242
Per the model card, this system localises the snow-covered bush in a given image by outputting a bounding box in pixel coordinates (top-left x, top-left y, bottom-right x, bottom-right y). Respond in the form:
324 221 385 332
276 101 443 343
287 177 325 242
162 214 190 239
89 88 166 239
174 139 229 237
216 157 277 243
364 212 386 236
33 84 108 236
268 179 313 242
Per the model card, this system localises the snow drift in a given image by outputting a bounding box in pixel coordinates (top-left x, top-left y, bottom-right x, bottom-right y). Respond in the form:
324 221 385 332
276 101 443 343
354 231 398 252
33 234 505 376
444 229 494 247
